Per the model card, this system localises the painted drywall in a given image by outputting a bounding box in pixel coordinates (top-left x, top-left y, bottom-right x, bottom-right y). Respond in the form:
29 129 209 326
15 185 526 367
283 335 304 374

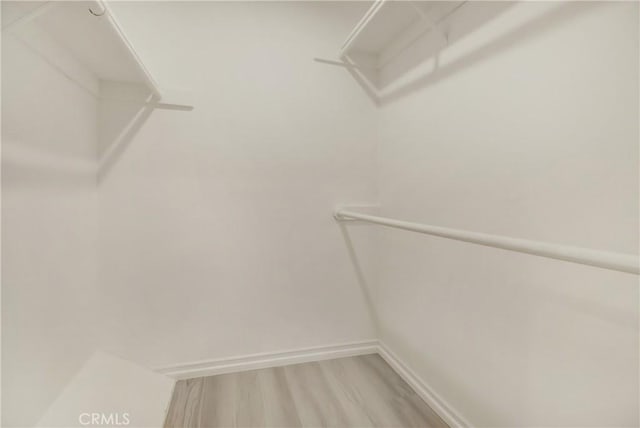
1 29 99 426
97 1 379 368
2 2 379 425
1 6 180 426
373 2 639 426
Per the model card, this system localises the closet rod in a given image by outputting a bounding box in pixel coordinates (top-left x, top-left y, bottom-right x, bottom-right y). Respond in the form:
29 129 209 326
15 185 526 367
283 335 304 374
334 208 639 275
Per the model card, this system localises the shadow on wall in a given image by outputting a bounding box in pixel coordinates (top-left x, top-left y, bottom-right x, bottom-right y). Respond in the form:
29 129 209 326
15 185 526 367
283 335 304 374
1 142 96 188
338 221 380 333
0 82 158 188
98 82 157 182
97 84 194 182
1 27 160 184
339 1 602 106
1 24 185 426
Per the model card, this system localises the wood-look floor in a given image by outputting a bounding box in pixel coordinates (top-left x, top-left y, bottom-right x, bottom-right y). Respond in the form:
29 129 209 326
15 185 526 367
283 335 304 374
164 354 448 428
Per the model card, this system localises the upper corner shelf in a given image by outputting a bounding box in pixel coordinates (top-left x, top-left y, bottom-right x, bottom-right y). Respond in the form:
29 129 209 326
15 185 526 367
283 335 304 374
340 0 466 70
2 0 161 99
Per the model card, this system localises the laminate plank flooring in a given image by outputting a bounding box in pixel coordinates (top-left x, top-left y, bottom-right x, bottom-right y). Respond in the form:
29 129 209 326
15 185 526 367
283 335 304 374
164 354 448 428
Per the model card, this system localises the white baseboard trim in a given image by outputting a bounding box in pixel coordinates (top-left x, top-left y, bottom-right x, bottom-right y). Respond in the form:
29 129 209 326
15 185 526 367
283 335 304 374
377 341 472 428
155 339 470 427
155 339 379 380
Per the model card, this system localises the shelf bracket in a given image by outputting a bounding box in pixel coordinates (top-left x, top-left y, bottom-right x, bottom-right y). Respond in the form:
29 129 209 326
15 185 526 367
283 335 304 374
313 58 376 71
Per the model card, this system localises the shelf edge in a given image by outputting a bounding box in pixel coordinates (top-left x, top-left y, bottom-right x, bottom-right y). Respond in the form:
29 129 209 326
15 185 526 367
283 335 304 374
99 0 162 100
339 0 387 58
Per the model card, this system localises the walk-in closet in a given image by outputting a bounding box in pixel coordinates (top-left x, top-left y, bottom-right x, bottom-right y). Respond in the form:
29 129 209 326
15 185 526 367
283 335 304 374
2 1 638 427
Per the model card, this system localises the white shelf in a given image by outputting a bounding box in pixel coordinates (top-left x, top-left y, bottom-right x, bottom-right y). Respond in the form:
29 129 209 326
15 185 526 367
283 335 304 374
341 0 465 70
3 0 162 99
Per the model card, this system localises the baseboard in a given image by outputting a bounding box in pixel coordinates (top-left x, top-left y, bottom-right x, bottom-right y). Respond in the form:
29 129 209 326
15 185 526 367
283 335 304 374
155 339 470 427
377 341 472 428
155 339 378 380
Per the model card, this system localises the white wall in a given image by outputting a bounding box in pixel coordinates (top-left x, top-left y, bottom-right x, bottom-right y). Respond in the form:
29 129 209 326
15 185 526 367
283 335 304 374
1 31 99 426
97 1 379 368
2 2 379 425
374 2 639 426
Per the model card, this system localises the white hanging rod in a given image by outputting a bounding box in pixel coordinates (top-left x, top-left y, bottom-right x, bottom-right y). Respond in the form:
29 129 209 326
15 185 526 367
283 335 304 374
334 208 639 275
